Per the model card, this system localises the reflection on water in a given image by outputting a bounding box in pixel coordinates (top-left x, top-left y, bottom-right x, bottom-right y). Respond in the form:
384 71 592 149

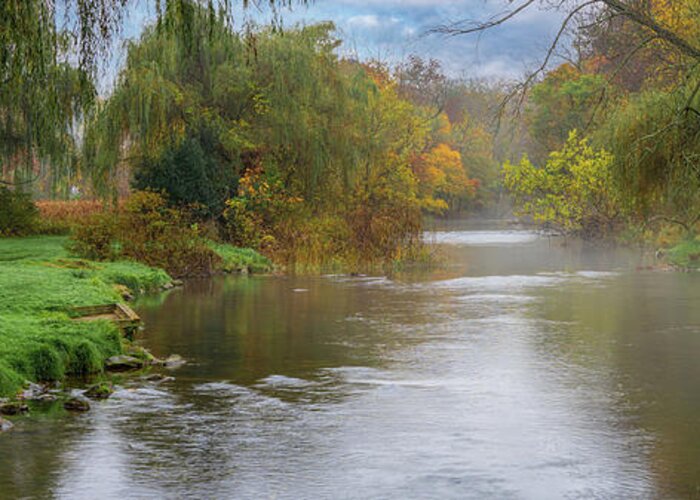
1 221 700 498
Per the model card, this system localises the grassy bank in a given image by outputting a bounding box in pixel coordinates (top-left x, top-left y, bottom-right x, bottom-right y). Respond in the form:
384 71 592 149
666 238 700 270
0 236 271 397
0 236 171 396
207 242 272 273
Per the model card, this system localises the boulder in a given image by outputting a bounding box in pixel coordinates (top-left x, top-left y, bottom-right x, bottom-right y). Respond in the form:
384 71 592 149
124 345 157 364
113 284 134 301
163 355 186 369
105 355 144 371
0 417 13 432
84 382 114 400
20 382 48 400
64 397 90 412
0 401 29 416
34 393 57 402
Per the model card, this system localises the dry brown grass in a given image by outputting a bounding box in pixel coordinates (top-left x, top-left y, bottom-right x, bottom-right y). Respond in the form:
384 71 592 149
35 200 116 234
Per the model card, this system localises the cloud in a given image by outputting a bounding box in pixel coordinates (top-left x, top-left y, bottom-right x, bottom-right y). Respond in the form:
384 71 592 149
347 14 381 28
117 0 568 80
276 0 568 79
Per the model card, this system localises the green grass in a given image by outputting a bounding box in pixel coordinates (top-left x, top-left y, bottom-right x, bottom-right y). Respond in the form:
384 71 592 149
0 235 70 261
0 236 172 396
666 238 700 269
208 242 272 273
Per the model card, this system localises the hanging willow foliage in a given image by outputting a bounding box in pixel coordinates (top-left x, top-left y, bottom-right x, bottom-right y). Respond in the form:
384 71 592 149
1 0 306 188
600 76 700 226
0 2 95 188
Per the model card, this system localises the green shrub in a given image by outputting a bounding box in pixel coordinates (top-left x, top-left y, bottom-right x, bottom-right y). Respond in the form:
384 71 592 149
0 187 38 236
118 191 221 277
222 198 265 248
68 212 118 260
69 191 221 278
222 166 302 249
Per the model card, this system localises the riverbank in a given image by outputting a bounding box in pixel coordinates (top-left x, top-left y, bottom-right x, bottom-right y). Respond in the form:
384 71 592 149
665 238 700 270
0 236 270 398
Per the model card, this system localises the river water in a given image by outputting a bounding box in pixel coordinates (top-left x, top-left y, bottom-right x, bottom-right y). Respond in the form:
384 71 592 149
1 221 700 499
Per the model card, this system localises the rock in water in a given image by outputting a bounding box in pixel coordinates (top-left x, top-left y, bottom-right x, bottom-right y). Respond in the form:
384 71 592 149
124 345 157 364
84 382 114 400
0 401 29 416
20 382 47 400
142 373 175 383
34 393 57 402
105 355 144 371
0 417 13 432
163 355 186 369
64 398 91 412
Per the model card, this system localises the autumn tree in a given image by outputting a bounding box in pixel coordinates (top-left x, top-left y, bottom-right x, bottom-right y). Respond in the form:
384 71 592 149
504 131 620 237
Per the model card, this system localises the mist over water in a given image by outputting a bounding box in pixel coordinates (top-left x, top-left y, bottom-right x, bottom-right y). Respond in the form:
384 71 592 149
1 220 699 498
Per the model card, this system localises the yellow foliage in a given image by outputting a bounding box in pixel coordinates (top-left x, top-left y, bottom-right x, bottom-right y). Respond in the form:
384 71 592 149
414 142 477 212
503 131 620 237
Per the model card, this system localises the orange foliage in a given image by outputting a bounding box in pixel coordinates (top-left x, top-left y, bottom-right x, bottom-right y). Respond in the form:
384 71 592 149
359 60 393 89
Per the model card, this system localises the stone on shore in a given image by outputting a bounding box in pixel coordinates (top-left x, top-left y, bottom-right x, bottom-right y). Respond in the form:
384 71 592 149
105 355 144 371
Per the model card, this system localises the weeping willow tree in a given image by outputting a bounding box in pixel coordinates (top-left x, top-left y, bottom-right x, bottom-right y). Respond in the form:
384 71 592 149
85 6 371 205
1 0 305 191
601 78 700 233
247 23 376 200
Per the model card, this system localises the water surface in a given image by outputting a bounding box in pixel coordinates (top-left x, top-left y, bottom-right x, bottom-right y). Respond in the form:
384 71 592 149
2 221 700 499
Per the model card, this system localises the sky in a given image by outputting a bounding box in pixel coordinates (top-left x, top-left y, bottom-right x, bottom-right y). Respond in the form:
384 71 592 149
119 0 568 82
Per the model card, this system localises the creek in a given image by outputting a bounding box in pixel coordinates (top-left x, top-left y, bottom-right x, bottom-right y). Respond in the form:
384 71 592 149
1 220 699 498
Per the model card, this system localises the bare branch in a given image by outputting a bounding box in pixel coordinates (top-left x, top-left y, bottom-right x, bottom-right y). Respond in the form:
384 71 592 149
429 0 539 37
433 0 700 124
492 0 599 127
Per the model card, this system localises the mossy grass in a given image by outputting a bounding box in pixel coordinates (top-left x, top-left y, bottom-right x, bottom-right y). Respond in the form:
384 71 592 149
0 236 172 397
207 241 272 273
666 237 700 269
